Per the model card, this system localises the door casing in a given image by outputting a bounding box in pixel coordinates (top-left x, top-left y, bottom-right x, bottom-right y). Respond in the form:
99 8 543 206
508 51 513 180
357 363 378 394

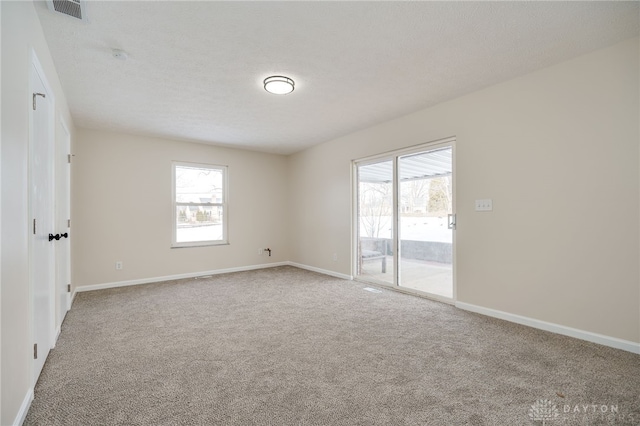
55 117 71 336
29 50 56 384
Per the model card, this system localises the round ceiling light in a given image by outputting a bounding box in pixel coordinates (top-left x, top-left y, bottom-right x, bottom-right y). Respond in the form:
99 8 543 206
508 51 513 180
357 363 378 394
264 76 294 95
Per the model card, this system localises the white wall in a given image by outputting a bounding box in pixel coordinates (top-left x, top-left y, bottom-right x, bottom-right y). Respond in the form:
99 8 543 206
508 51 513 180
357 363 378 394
1 2 75 424
72 129 290 287
288 37 640 345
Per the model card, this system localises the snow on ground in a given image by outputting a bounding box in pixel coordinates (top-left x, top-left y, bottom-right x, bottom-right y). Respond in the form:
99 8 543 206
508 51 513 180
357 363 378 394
360 216 452 243
177 224 222 242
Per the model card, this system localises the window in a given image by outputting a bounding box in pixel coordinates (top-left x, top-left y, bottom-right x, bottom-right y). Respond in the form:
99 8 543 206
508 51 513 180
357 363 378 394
172 162 228 247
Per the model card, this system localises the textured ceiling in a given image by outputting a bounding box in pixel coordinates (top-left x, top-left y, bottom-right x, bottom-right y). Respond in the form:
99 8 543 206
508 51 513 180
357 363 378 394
35 1 639 155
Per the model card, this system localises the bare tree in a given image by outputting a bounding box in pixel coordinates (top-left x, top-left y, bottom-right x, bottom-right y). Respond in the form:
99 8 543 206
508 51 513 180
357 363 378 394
400 178 429 214
427 176 452 215
359 182 392 238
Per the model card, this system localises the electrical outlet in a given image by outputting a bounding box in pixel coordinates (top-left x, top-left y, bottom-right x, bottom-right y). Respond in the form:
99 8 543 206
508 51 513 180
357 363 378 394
115 261 123 270
258 248 263 255
332 253 338 261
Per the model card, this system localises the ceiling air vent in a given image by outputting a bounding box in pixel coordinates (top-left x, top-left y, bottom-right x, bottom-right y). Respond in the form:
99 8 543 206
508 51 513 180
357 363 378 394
46 0 88 22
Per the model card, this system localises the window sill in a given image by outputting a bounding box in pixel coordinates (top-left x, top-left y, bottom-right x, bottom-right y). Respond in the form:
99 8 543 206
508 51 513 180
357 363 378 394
171 241 229 249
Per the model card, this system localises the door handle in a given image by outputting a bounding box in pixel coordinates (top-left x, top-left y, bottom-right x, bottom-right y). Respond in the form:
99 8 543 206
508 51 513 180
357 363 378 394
48 233 68 241
447 214 456 230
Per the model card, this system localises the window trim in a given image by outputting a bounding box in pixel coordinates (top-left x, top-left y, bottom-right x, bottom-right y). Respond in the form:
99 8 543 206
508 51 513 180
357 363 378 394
171 161 229 248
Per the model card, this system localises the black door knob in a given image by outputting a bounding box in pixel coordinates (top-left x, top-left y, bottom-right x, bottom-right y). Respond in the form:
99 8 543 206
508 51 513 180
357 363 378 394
48 233 68 241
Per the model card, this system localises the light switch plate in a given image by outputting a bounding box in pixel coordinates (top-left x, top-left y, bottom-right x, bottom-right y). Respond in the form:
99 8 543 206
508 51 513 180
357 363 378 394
475 199 493 211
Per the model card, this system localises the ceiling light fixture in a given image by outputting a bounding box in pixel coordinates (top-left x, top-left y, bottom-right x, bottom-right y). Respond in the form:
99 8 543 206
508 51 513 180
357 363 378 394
264 76 294 95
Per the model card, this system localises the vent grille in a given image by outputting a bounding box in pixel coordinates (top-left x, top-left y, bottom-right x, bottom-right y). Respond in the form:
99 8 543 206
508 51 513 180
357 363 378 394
48 0 85 21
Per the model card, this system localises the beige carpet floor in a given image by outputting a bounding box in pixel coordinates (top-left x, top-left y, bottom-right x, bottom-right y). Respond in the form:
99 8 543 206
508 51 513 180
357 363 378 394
25 266 639 425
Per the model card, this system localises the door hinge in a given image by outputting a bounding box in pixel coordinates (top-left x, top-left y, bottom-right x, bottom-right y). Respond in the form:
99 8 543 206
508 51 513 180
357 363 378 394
68 219 71 228
32 92 45 110
33 218 37 235
67 284 71 292
34 343 38 359
67 154 72 164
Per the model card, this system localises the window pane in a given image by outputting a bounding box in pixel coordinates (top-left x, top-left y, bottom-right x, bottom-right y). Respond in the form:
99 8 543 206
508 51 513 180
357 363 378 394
175 166 223 204
399 148 453 299
176 205 224 243
357 160 394 285
173 162 227 246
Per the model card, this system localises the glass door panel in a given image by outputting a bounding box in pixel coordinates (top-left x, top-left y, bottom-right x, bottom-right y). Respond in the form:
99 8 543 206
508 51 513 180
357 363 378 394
398 148 453 298
357 160 394 285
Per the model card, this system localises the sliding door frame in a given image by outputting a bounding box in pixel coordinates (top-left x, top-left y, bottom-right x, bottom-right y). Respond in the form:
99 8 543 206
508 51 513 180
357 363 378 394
352 136 457 303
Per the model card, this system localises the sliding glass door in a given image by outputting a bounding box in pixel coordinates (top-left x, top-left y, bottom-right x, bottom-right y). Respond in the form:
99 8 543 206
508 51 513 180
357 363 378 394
398 148 453 298
356 159 395 285
355 142 454 301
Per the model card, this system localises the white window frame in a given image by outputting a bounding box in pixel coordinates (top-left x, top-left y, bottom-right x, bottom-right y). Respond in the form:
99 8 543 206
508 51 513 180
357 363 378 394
171 161 229 248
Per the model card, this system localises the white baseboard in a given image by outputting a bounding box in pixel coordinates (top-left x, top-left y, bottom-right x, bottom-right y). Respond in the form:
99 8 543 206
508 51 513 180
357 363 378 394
456 301 640 355
286 262 353 280
70 265 637 354
75 262 290 293
75 262 351 294
14 388 33 426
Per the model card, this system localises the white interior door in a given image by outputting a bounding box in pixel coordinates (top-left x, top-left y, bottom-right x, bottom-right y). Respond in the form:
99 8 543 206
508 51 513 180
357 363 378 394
55 119 71 331
30 57 55 383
